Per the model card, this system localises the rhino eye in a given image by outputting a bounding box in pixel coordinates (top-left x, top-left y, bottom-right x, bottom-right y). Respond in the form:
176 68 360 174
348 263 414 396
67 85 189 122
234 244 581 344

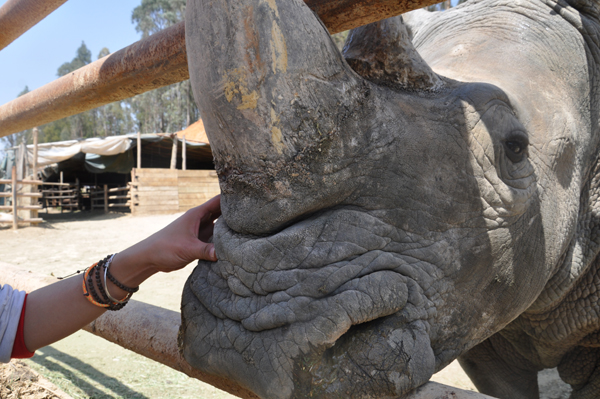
504 137 528 163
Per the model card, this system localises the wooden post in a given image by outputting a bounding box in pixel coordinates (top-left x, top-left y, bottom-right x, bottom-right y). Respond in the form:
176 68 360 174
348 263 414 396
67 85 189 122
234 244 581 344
11 166 17 230
182 134 187 171
59 171 64 213
75 178 80 212
137 131 142 169
170 135 178 170
31 127 39 222
32 127 38 178
104 184 108 214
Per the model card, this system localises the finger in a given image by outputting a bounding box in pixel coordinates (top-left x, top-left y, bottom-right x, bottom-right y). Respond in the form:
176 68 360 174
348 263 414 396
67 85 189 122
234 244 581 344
202 195 221 218
195 242 217 262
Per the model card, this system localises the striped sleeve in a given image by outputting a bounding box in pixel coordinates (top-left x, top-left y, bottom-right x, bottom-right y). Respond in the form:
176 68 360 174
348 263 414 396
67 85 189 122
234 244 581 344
0 284 26 363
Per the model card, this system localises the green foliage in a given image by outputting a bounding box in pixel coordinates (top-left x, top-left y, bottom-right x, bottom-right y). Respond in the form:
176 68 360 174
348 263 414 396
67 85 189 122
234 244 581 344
132 0 186 38
97 47 110 59
332 31 349 52
57 41 92 77
129 0 198 133
1 87 33 149
18 86 30 97
4 0 199 149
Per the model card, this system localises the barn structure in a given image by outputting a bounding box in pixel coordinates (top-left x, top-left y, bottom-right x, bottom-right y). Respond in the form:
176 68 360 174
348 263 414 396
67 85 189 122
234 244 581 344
0 119 221 225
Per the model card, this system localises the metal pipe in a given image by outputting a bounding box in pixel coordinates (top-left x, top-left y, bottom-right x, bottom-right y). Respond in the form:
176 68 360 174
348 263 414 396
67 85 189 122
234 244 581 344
0 0 441 138
1 263 497 399
0 0 68 51
306 0 440 34
0 21 189 137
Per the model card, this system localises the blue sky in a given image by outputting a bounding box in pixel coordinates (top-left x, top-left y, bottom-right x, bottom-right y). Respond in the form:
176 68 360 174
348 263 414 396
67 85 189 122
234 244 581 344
0 0 142 106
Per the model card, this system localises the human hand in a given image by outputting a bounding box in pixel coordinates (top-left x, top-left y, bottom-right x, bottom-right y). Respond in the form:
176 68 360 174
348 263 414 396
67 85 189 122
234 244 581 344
111 195 221 286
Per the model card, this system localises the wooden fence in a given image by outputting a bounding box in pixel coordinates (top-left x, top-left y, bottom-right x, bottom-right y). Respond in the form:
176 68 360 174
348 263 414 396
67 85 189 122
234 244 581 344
91 184 131 212
130 168 220 216
41 181 79 211
0 166 43 229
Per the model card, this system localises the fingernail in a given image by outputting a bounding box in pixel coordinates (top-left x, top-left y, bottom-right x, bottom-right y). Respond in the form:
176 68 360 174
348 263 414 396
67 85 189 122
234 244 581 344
209 247 216 260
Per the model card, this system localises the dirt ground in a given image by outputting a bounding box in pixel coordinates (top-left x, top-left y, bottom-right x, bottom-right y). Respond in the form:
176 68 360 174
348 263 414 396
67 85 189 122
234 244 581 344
0 210 572 398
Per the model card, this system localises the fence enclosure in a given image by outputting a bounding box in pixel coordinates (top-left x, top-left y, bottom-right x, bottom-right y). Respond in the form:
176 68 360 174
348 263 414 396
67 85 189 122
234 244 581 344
131 168 220 216
0 166 43 229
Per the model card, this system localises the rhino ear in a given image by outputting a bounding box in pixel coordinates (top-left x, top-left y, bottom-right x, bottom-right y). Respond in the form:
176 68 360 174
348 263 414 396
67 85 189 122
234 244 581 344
343 16 443 92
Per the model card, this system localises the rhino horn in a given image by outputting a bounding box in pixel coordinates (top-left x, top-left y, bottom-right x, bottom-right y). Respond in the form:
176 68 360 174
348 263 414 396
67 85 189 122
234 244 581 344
343 16 443 91
186 0 375 234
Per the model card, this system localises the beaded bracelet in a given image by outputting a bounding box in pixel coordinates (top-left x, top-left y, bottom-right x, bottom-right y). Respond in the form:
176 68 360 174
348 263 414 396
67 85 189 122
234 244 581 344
82 263 110 308
82 253 139 311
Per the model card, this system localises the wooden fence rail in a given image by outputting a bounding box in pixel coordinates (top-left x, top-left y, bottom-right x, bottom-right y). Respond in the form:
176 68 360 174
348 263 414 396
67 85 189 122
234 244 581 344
0 166 43 229
0 0 443 137
0 262 497 399
41 180 79 212
91 184 131 213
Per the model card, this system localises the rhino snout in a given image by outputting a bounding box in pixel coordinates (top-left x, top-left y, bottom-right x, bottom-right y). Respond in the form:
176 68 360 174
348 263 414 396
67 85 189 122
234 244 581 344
181 209 437 398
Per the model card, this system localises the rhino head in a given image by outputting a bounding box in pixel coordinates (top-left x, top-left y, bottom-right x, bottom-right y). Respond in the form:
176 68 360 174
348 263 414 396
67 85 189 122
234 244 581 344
179 0 600 397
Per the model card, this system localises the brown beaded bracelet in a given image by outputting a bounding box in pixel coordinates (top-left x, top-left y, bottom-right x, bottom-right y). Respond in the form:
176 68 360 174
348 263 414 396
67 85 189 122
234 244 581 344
81 253 138 311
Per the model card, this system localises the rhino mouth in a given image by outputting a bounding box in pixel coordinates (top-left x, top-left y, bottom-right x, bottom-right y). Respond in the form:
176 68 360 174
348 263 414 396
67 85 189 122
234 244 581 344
181 208 437 399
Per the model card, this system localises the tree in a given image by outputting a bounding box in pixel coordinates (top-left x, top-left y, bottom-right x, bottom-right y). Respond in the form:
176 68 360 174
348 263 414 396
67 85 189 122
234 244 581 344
98 47 110 59
1 86 32 149
128 0 198 133
39 43 134 142
132 0 186 38
57 41 92 77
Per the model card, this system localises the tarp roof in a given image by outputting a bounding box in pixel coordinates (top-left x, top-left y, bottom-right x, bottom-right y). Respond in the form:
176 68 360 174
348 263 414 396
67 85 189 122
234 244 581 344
3 126 214 179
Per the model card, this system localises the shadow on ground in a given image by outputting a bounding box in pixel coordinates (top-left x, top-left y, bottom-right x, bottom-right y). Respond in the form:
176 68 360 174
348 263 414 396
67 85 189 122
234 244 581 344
30 346 148 399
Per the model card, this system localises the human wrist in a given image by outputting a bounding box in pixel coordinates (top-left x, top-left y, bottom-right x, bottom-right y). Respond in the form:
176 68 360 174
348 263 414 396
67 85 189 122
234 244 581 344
107 249 157 295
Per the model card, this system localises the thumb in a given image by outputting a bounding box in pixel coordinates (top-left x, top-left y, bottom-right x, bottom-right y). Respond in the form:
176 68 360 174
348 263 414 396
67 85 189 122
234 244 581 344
196 242 217 262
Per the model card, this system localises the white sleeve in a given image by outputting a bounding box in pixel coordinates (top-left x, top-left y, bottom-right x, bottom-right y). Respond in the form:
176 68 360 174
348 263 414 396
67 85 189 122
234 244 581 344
0 284 26 363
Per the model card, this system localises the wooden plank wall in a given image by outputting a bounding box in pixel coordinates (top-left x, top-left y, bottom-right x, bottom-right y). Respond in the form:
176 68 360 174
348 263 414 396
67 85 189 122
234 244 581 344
177 170 220 212
131 168 220 216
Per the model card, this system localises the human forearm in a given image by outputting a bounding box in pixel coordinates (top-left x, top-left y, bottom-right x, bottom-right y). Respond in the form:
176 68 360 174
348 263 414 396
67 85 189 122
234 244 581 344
24 275 106 351
21 196 221 352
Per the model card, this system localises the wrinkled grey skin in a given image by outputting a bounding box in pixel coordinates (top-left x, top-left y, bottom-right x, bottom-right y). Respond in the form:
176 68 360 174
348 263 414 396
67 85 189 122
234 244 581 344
179 0 600 398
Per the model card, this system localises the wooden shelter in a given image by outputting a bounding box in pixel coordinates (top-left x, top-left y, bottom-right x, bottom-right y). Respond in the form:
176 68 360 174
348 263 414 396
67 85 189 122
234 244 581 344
131 121 220 216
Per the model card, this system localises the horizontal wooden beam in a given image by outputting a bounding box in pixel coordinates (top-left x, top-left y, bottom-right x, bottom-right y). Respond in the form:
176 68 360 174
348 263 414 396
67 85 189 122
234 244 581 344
0 0 441 137
1 263 497 399
0 204 41 211
0 0 68 51
0 218 43 224
0 179 43 185
0 21 188 137
0 192 42 198
306 0 440 34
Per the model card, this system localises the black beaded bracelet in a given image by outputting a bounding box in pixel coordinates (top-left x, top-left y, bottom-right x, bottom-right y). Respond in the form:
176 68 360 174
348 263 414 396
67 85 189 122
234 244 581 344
102 254 139 294
81 254 136 311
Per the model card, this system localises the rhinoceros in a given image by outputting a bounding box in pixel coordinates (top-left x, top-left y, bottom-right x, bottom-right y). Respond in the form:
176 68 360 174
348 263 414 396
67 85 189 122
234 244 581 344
178 0 600 398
